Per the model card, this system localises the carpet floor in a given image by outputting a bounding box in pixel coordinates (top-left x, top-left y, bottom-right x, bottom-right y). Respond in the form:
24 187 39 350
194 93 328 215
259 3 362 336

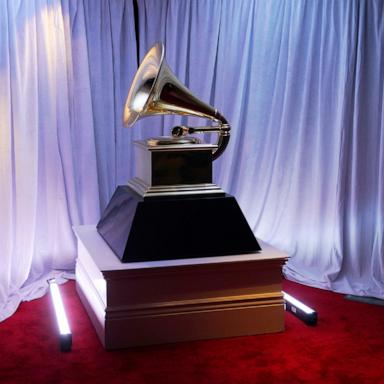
1 279 383 384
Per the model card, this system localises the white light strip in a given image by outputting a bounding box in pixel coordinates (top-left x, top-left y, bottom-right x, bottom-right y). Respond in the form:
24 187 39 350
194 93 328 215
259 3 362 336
49 280 71 335
283 291 316 315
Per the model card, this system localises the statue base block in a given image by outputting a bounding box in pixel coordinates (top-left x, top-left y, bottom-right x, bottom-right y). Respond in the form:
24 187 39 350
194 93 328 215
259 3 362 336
96 186 261 262
74 225 287 349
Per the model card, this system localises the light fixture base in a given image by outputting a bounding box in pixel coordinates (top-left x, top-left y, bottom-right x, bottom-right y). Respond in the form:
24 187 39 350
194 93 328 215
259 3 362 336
60 334 72 352
283 291 318 326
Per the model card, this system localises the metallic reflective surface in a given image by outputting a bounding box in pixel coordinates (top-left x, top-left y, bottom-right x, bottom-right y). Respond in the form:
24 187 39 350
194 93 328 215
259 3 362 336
131 140 224 198
123 42 231 160
147 136 201 146
123 43 164 127
127 177 225 198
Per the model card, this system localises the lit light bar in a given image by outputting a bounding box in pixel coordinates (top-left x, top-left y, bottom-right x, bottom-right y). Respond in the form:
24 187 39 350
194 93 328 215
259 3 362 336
283 291 318 326
48 279 72 352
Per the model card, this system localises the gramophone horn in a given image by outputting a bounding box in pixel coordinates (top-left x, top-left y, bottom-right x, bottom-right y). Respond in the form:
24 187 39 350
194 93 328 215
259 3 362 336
123 42 230 160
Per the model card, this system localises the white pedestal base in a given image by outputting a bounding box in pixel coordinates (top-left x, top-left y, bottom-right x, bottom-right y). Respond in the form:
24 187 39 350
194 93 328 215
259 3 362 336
74 225 287 349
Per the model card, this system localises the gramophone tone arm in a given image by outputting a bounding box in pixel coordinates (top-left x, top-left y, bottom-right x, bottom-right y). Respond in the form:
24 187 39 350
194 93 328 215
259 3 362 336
171 124 230 160
172 125 227 134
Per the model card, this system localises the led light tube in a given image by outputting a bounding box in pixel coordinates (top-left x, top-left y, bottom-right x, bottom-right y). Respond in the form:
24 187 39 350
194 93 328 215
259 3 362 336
283 291 318 326
49 279 72 351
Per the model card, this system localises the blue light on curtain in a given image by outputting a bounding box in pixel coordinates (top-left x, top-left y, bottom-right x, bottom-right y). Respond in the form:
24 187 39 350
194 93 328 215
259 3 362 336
136 0 384 298
0 0 136 321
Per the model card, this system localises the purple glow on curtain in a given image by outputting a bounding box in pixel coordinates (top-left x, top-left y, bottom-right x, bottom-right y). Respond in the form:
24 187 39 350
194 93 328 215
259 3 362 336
135 0 384 298
0 0 136 321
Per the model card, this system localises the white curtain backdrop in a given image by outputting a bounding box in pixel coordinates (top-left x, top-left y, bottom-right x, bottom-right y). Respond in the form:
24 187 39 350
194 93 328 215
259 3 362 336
136 0 384 298
0 0 136 321
1 0 383 322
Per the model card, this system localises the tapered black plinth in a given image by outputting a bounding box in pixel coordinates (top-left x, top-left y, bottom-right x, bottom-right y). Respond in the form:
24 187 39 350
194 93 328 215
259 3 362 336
96 186 261 262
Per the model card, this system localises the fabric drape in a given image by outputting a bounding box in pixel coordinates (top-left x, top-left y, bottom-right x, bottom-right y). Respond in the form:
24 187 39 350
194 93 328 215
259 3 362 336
0 0 136 321
136 0 384 298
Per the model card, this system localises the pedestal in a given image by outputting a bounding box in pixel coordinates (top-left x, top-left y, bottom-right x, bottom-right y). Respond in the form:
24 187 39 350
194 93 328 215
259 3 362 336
74 225 287 349
96 186 261 262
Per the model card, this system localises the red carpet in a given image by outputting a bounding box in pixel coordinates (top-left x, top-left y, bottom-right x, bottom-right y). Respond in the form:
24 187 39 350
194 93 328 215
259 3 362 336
1 279 383 384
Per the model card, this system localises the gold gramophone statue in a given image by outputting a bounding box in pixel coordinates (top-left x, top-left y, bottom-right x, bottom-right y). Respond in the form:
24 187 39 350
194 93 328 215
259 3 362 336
97 42 261 262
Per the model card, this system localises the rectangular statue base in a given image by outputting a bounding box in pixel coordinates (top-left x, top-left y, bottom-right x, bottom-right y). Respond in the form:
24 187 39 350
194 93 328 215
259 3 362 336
74 225 287 349
96 186 261 262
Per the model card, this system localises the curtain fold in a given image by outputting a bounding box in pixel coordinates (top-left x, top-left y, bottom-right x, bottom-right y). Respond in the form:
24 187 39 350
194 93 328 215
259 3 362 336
136 0 384 298
82 0 137 210
0 0 136 321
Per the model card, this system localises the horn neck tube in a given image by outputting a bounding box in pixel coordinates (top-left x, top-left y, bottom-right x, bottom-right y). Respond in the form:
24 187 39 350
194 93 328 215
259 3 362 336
171 120 230 161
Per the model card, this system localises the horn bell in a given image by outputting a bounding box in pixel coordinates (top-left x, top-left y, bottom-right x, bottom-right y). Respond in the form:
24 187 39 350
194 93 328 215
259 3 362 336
123 42 230 159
